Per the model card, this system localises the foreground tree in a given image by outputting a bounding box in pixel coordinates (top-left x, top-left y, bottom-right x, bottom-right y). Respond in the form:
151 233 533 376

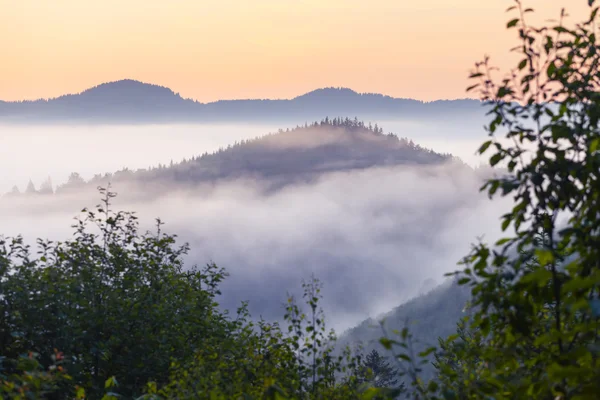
157 278 374 399
0 187 232 398
0 189 382 399
371 1 600 399
385 1 600 398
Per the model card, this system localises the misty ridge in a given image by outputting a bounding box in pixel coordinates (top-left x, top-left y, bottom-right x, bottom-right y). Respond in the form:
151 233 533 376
1 117 511 334
2 118 460 200
0 79 488 125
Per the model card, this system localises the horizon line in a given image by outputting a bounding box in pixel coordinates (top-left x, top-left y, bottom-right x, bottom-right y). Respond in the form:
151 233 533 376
0 78 481 105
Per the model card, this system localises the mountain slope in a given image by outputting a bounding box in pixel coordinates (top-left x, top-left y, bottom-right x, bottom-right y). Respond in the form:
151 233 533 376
0 80 485 124
0 80 197 122
337 279 471 382
43 118 459 197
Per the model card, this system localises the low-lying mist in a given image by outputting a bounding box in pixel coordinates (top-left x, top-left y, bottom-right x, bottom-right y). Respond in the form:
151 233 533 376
0 160 511 333
0 123 281 194
0 119 492 195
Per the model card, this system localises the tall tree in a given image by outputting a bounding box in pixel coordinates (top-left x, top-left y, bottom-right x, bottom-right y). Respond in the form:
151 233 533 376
25 179 37 195
438 1 600 398
380 1 600 399
6 185 20 197
357 350 400 389
0 188 232 398
38 176 54 195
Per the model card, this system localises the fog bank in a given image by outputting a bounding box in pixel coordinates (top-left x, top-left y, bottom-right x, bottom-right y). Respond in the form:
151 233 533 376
0 161 510 333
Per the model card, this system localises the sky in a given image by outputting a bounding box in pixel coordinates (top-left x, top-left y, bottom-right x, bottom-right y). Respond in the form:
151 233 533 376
0 0 590 102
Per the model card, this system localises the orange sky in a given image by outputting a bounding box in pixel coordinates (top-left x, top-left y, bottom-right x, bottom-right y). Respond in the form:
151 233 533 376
0 0 590 102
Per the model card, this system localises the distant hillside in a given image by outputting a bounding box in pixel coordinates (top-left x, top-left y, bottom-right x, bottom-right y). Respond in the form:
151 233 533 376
63 118 457 195
0 80 197 122
3 118 462 199
337 279 472 383
0 80 485 124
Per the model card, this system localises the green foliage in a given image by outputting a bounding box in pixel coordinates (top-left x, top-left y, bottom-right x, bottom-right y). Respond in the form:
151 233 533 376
353 349 405 399
0 351 76 399
0 187 231 398
454 0 600 396
379 1 600 398
0 189 387 399
155 277 375 399
355 349 400 388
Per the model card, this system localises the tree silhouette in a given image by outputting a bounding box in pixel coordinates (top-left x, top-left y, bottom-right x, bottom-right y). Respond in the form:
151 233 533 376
356 349 401 389
25 179 37 195
38 177 54 195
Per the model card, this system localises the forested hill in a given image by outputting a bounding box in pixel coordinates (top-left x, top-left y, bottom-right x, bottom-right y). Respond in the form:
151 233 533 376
0 79 484 124
337 279 472 382
4 118 459 198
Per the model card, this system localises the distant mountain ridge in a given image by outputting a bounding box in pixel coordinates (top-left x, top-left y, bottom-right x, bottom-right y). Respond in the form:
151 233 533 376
3 118 464 199
0 79 485 124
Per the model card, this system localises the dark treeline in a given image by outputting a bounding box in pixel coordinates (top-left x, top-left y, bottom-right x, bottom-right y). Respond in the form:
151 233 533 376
3 117 456 199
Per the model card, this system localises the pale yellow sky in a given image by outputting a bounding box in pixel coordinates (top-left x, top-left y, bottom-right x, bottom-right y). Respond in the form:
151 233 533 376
0 0 589 102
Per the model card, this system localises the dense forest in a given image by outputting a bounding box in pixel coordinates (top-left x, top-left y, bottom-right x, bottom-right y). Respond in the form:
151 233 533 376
2 1 600 399
2 117 456 200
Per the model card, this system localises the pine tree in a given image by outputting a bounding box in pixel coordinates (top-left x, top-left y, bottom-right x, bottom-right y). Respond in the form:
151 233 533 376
7 185 20 197
66 172 85 186
356 349 400 389
39 177 54 195
25 179 37 195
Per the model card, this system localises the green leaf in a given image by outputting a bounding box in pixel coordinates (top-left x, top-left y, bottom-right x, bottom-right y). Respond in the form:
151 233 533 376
105 376 118 389
591 137 600 153
547 61 557 77
518 59 528 70
76 387 86 399
507 18 519 28
534 249 555 266
379 338 393 350
359 387 382 400
495 237 511 246
490 153 504 166
478 140 493 154
497 87 511 97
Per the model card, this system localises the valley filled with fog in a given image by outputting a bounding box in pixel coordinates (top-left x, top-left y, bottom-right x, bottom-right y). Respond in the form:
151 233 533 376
0 117 510 333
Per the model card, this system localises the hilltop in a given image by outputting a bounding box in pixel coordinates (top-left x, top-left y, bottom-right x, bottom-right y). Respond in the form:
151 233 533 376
3 118 465 199
0 80 485 124
58 118 457 195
